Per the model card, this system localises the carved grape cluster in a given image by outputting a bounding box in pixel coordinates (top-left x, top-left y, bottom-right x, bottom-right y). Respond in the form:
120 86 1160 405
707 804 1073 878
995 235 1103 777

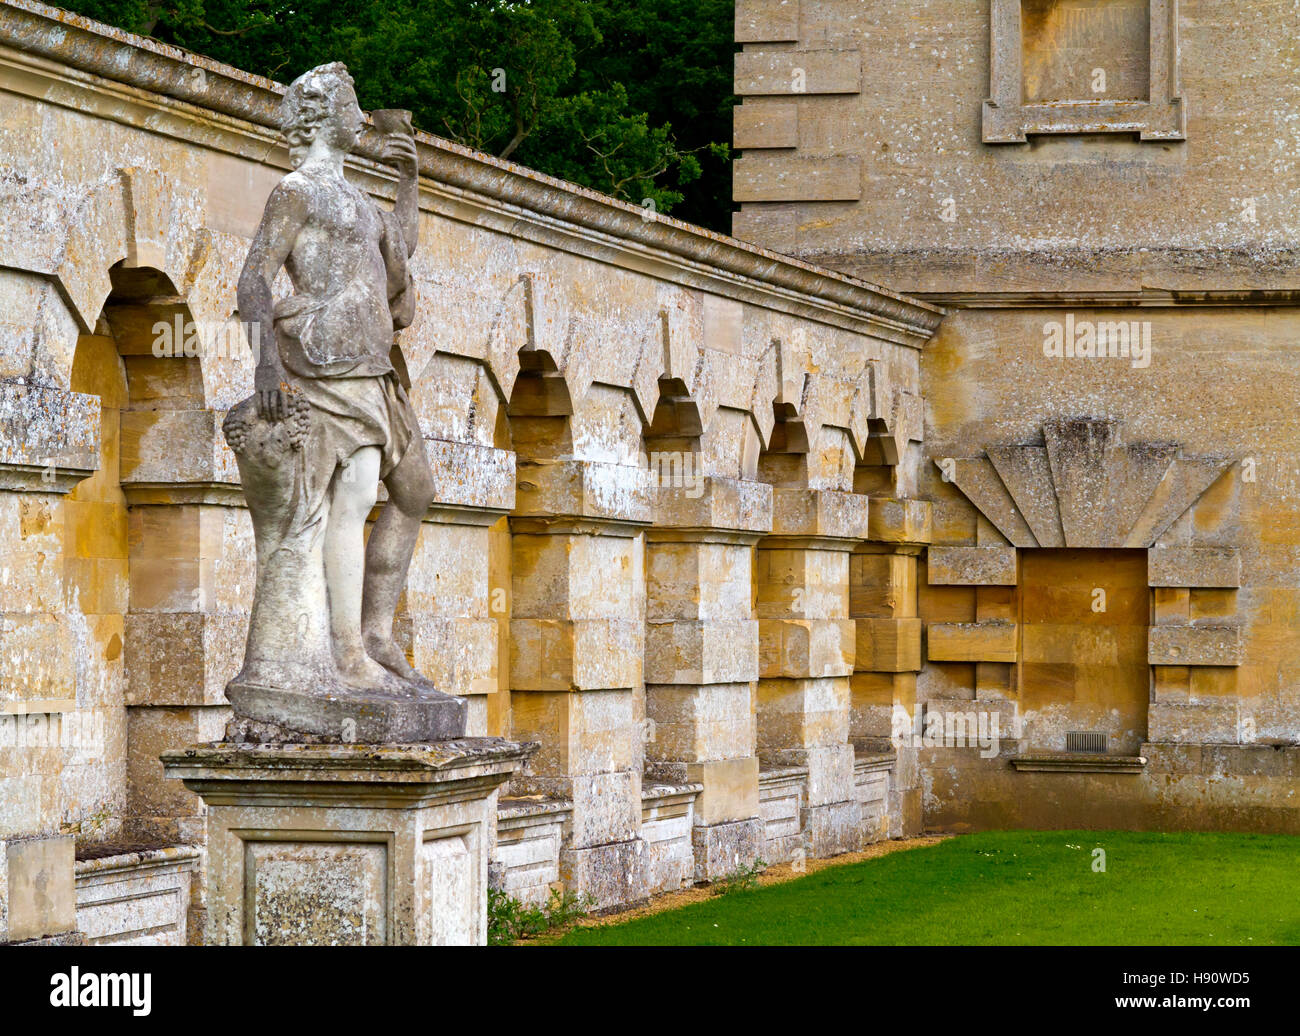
223 409 251 454
285 394 311 451
221 394 311 455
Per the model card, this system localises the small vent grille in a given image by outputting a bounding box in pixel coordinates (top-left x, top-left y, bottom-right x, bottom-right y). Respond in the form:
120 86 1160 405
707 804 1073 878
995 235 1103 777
1065 731 1108 754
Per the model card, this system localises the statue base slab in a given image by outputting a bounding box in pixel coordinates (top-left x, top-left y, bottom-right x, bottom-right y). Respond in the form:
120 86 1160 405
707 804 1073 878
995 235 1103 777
225 681 468 743
161 739 532 945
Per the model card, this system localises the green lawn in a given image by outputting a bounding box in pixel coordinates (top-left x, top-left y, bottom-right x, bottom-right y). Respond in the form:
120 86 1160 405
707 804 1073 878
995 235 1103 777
556 830 1300 946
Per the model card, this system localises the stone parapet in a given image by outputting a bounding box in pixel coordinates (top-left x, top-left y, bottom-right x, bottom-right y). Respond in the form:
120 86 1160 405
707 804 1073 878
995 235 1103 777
74 843 200 946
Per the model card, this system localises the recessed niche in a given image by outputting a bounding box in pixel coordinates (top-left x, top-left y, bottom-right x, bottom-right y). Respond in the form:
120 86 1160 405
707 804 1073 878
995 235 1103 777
983 0 1184 143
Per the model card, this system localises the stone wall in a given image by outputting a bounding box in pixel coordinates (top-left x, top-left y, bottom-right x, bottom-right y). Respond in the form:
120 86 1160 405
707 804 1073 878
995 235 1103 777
732 0 1300 832
0 0 942 937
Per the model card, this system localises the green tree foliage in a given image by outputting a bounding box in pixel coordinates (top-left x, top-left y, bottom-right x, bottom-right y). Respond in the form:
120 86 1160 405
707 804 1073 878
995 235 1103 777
58 0 734 229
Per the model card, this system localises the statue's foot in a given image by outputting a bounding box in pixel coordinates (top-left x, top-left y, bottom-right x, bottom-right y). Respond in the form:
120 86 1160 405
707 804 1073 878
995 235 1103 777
365 634 441 694
335 648 395 691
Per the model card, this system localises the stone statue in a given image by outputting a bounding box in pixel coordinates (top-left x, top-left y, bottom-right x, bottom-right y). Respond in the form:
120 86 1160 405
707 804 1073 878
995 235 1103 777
221 63 465 742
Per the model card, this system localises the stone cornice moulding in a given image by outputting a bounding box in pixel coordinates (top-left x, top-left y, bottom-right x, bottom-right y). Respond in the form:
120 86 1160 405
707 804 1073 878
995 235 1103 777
0 0 944 346
917 289 1300 309
0 46 931 349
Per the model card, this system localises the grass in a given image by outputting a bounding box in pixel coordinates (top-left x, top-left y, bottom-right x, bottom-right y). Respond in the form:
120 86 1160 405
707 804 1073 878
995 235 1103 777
489 886 593 945
555 830 1300 946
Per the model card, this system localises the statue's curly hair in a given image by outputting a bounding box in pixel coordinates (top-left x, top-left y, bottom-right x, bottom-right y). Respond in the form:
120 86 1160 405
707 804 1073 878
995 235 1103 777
279 62 360 149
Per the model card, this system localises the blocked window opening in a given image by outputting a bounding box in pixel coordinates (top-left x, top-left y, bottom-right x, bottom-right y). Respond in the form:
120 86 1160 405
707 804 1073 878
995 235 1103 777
1018 549 1149 755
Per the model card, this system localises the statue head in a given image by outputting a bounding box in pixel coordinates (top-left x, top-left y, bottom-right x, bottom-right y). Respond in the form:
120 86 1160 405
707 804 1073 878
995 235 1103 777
279 62 364 166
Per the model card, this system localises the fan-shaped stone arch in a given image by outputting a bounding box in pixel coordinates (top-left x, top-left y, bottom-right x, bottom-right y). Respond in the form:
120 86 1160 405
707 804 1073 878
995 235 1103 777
938 417 1238 550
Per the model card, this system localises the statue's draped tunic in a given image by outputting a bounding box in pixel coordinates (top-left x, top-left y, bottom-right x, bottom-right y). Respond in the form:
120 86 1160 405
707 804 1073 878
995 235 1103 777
272 195 419 531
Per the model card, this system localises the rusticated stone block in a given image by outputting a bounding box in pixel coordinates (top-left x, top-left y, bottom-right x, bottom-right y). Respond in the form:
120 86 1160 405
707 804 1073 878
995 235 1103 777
755 547 850 619
1148 625 1243 667
645 540 754 620
124 612 248 707
509 689 638 777
855 617 922 672
1148 700 1242 744
119 408 234 487
769 487 868 540
558 770 643 849
1148 546 1242 588
559 838 649 914
758 617 855 678
425 438 515 514
762 743 854 808
867 497 932 545
801 798 859 858
645 681 755 762
0 382 98 493
927 545 1018 586
125 704 230 845
733 102 798 149
651 475 772 533
850 550 917 618
735 0 800 43
508 618 642 690
645 620 759 685
734 49 862 96
0 613 78 711
757 676 850 752
648 756 760 826
734 154 862 203
514 458 652 524
927 621 1018 663
693 817 764 881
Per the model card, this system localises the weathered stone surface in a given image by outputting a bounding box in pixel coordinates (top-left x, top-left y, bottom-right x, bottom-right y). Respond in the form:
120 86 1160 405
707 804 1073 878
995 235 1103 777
733 101 798 150
559 839 649 914
641 783 700 894
1148 546 1242 589
757 767 806 864
801 798 859 858
927 621 1018 663
2 835 77 943
734 154 862 203
0 382 100 492
735 0 800 44
74 845 199 946
692 816 763 882
162 739 531 945
927 546 1018 587
734 49 862 96
493 797 570 907
854 754 891 845
224 682 468 744
1148 625 1244 667
867 497 932 545
648 756 761 827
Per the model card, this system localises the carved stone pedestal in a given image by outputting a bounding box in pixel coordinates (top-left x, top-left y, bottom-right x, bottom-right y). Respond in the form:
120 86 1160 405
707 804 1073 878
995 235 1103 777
162 739 531 945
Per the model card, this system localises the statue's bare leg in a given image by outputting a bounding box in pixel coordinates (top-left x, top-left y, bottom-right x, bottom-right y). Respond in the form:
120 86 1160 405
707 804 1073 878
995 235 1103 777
362 433 436 682
323 444 390 687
